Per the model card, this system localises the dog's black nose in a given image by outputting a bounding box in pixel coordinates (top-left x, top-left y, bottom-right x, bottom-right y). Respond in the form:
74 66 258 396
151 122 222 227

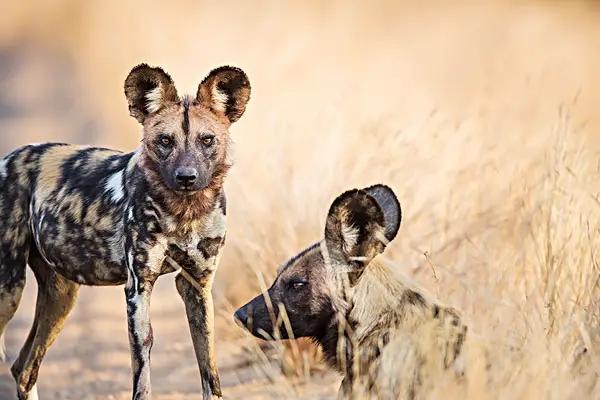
234 308 248 326
175 167 198 187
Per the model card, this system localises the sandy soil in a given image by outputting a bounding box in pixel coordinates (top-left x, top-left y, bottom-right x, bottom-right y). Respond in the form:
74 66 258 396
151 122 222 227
1 272 340 399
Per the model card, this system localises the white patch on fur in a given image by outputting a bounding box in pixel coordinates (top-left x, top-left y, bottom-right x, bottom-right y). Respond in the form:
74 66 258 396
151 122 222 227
144 195 163 220
127 207 134 222
161 215 178 233
145 85 164 114
128 149 140 172
29 207 55 267
181 204 226 244
202 207 227 238
28 384 39 400
340 220 359 254
126 250 138 292
0 333 6 362
453 349 465 376
105 169 125 203
0 158 8 179
211 85 228 112
146 238 167 274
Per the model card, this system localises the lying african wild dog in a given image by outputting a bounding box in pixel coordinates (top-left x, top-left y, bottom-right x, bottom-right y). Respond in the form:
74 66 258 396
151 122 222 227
0 64 250 400
234 185 467 399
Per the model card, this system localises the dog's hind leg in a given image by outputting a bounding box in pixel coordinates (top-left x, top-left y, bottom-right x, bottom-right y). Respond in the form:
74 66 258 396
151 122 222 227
11 250 79 400
0 147 39 363
0 212 31 363
0 254 28 363
0 252 27 363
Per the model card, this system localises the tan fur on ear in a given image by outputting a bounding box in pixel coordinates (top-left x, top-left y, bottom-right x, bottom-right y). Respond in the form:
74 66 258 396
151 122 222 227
197 66 251 123
124 64 179 123
324 189 387 272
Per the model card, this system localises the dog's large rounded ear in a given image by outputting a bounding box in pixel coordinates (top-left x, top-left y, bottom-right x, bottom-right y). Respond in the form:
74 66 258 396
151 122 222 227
197 66 251 123
324 189 388 269
124 64 179 123
363 184 401 242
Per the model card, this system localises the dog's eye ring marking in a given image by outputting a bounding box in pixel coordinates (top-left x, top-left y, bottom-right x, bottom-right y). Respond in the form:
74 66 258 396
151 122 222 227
158 134 174 147
200 134 215 147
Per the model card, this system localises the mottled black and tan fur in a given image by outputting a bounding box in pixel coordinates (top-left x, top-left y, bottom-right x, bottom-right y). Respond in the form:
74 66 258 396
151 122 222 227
235 186 467 399
0 64 250 400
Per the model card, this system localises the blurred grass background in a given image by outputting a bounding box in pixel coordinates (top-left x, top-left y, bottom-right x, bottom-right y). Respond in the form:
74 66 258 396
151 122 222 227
1 1 600 398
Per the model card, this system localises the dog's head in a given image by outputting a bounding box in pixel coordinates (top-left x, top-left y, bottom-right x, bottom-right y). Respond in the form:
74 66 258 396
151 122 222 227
234 185 401 340
125 64 250 193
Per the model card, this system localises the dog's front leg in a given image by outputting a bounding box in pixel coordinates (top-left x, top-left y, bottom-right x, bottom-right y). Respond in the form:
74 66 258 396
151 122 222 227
176 270 221 399
125 245 160 400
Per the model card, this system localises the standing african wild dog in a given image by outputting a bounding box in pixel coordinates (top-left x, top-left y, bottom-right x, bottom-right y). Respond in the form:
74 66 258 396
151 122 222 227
234 185 467 399
0 64 250 399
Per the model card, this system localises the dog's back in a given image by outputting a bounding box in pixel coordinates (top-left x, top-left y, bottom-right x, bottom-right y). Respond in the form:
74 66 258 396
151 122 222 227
0 143 134 359
348 258 467 399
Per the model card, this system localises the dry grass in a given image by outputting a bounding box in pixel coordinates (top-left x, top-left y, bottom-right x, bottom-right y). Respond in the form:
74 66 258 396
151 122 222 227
1 1 600 399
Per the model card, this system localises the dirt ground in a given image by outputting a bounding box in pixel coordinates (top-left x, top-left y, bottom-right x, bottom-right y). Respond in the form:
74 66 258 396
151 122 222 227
0 272 340 399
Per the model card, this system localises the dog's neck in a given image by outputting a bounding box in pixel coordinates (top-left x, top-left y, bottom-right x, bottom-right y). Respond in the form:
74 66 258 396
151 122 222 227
316 312 355 374
315 257 415 376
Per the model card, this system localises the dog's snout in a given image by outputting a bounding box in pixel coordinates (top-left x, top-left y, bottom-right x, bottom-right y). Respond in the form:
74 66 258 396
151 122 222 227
175 167 198 187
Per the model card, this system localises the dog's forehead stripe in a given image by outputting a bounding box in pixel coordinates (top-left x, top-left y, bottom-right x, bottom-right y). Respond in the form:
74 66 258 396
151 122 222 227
182 96 191 137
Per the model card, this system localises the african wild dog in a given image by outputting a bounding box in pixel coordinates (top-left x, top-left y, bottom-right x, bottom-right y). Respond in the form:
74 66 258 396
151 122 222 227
0 64 250 400
234 185 467 399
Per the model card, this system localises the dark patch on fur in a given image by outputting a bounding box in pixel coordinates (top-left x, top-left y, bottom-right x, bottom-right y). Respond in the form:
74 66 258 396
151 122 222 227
402 289 426 306
218 190 226 215
454 326 467 363
182 96 190 137
167 244 215 284
197 237 222 259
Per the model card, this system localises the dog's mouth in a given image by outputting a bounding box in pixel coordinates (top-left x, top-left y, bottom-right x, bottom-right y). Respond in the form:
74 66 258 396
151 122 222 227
174 186 202 195
169 179 210 195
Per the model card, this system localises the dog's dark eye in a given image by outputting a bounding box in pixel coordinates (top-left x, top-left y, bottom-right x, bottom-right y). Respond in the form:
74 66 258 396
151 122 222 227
201 135 214 146
289 281 307 290
158 135 174 147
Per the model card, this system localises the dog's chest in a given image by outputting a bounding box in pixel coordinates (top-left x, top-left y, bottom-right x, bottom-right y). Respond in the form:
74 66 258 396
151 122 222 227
156 207 227 276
